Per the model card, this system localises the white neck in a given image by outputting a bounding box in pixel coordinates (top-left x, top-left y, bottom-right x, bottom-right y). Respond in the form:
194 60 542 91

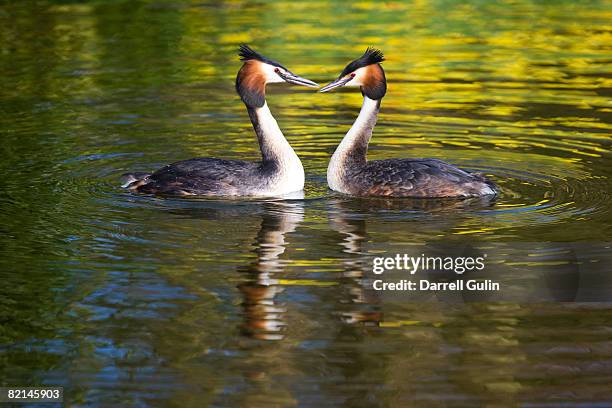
327 96 380 193
248 102 304 194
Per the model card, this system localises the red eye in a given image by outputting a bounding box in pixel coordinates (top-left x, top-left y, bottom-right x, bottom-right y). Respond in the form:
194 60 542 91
351 73 356 78
274 68 280 73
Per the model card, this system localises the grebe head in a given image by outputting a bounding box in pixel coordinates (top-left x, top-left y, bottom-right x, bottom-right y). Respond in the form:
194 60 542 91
235 44 319 108
319 47 386 100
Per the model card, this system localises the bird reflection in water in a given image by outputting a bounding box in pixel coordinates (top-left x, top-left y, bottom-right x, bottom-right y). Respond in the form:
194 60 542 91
328 195 498 324
328 198 383 327
237 201 304 340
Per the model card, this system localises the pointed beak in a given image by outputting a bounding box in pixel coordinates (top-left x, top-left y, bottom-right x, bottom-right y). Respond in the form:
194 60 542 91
278 71 319 88
319 77 351 93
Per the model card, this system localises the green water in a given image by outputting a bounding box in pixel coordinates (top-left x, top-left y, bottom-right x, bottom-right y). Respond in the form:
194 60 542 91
1 0 611 406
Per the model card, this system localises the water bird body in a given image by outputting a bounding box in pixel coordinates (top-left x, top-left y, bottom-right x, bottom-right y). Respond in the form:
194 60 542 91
320 48 498 198
122 45 318 197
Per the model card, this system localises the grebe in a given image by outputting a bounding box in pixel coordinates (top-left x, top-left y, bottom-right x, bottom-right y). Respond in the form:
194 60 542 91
320 48 498 198
122 45 318 197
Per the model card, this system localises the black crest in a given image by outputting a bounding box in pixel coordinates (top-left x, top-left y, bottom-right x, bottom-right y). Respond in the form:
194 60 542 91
340 47 385 78
238 44 286 69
